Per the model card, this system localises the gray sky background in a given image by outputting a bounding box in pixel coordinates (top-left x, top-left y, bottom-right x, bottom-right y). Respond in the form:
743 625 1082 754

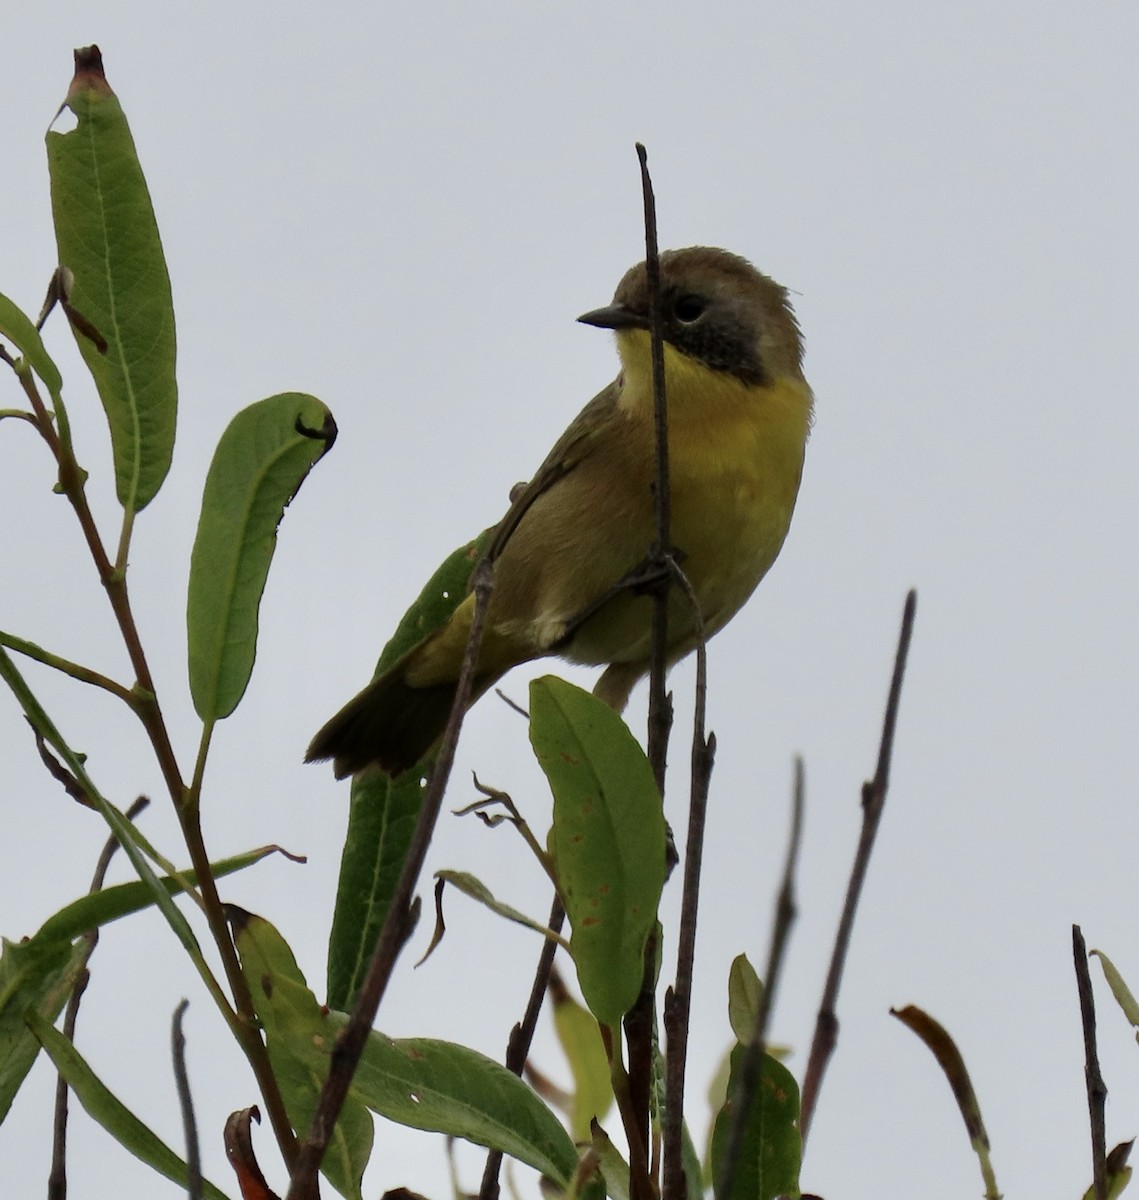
3 4 1139 1197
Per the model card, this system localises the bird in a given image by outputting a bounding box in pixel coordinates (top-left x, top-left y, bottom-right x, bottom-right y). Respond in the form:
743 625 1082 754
307 246 813 779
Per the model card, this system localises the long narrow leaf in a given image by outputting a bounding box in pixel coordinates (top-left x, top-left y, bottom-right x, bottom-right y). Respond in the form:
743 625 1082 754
434 871 570 950
349 1033 578 1188
550 976 613 1141
235 909 577 1189
0 291 64 408
0 647 206 967
327 532 490 1010
230 908 372 1200
891 1005 1001 1200
28 1010 231 1200
1091 949 1139 1036
32 845 283 946
187 392 335 721
46 47 177 512
0 937 87 1121
530 676 666 1026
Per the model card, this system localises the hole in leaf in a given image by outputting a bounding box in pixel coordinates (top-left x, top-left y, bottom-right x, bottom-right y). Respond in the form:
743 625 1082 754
50 106 78 134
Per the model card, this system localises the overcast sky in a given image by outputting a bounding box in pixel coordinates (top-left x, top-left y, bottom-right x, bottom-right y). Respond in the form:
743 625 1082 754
4 4 1139 1198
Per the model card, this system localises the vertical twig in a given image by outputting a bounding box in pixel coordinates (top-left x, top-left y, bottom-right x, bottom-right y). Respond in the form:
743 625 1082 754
48 795 149 1200
636 141 673 800
762 758 805 1025
714 759 805 1200
9 357 298 1167
171 999 202 1200
287 558 497 1200
478 896 567 1200
661 568 714 1200
799 590 917 1143
1074 925 1108 1200
623 142 670 1200
47 971 89 1200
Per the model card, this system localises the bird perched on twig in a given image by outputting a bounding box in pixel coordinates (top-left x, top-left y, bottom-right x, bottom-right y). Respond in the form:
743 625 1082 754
307 246 813 779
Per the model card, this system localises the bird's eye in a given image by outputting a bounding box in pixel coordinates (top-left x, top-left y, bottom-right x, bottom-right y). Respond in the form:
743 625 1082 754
673 294 706 323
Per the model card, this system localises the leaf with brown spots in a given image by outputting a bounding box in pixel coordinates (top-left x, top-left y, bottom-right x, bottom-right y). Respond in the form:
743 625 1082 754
529 676 666 1026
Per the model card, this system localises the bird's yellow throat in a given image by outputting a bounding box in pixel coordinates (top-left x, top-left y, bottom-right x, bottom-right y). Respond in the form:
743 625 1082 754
615 328 813 506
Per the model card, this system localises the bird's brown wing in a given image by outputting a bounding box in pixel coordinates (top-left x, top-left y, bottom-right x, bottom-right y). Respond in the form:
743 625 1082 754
481 380 621 565
306 382 626 778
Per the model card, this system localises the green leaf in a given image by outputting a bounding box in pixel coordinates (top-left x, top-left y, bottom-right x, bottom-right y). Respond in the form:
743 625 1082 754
235 909 576 1189
590 1125 630 1200
0 647 206 968
0 936 87 1121
46 53 177 512
0 292 64 407
709 1047 800 1200
435 871 570 950
1083 1141 1134 1200
187 393 336 721
550 976 613 1141
326 531 491 1011
327 767 425 1013
32 845 281 946
231 909 372 1200
350 1035 577 1187
1091 950 1139 1038
28 1010 231 1200
681 1120 705 1200
727 955 763 1046
530 676 666 1026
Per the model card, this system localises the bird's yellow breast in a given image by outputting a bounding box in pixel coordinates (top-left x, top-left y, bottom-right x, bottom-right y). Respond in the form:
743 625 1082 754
482 329 815 674
616 334 812 629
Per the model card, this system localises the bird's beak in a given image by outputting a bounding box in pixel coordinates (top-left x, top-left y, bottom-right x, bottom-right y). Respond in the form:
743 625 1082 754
577 303 648 331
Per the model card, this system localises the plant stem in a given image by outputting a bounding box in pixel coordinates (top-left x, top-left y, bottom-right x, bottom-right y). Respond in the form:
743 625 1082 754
712 760 804 1200
661 567 712 1200
49 796 149 1200
1074 924 1107 1200
171 999 203 1200
626 140 669 1200
286 556 498 1200
478 895 566 1200
799 590 916 1143
0 630 137 708
15 360 300 1168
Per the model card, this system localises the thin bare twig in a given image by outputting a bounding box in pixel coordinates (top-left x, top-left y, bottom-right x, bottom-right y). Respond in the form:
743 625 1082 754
636 141 673 800
47 969 88 1200
0 631 137 708
171 1000 203 1200
478 895 567 1200
662 567 714 1200
764 758 805 1018
493 687 529 720
800 590 917 1143
622 142 671 1200
48 795 150 1200
10 341 297 1162
287 557 497 1200
714 759 805 1200
33 726 95 808
1074 925 1107 1200
12 362 185 807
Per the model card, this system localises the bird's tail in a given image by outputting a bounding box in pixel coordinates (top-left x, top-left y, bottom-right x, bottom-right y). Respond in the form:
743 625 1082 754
308 587 532 779
305 661 470 779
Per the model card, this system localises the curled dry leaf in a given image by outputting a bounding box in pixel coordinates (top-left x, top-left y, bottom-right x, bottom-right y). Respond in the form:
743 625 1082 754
224 1107 280 1200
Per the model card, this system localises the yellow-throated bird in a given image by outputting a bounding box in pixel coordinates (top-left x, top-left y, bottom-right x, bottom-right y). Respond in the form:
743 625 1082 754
307 247 813 778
